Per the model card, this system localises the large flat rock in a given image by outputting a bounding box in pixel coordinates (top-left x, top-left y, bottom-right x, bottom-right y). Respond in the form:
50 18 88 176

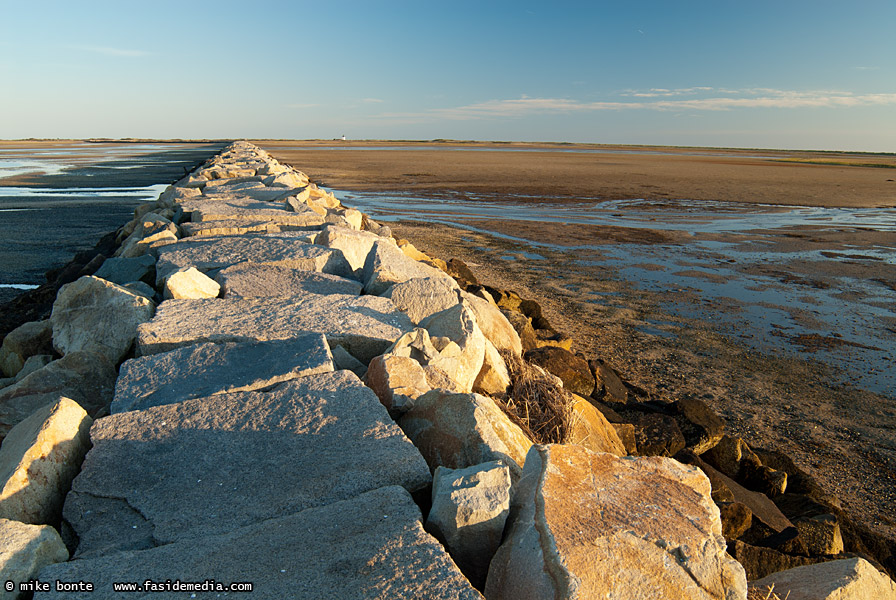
41 487 482 600
180 195 325 226
136 294 413 363
154 235 352 284
111 335 334 413
216 263 362 298
66 371 431 554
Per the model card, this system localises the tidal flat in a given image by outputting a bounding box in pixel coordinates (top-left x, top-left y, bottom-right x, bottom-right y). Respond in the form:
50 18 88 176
259 140 896 540
0 140 226 303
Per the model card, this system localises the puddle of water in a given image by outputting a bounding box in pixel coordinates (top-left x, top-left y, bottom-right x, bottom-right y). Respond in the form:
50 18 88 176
0 283 40 290
332 187 895 396
334 189 896 235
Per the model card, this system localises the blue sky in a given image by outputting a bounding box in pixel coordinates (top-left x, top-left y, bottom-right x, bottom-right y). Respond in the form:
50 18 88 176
1 1 894 151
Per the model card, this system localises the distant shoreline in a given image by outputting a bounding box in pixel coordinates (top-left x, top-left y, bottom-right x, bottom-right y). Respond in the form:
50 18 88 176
1 138 893 157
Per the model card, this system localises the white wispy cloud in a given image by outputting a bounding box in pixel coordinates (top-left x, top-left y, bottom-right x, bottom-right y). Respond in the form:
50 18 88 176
361 98 384 103
380 88 896 121
73 45 150 58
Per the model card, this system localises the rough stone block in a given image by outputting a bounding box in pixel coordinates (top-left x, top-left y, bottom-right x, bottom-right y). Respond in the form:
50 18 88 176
50 276 155 365
216 263 362 298
363 239 453 296
67 371 431 553
162 266 221 300
748 557 896 600
0 519 68 595
486 444 747 600
92 254 156 286
385 276 461 324
112 335 334 413
399 390 533 479
0 398 92 524
41 487 482 600
0 352 116 439
136 294 413 364
154 235 352 285
0 320 53 378
426 461 511 589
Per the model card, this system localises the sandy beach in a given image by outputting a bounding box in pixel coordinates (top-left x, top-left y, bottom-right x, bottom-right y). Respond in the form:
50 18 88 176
259 140 896 543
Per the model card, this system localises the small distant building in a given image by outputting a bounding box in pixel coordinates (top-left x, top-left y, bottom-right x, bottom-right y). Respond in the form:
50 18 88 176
341 135 346 141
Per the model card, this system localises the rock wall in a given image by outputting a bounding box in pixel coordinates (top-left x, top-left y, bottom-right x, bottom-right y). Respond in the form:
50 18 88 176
0 141 892 599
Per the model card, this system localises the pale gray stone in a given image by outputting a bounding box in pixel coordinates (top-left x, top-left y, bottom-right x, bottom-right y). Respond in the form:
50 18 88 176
14 355 53 383
385 276 462 324
67 372 431 552
363 239 454 296
419 303 487 393
317 225 386 275
93 254 156 286
426 461 511 588
181 195 325 225
399 390 533 479
136 294 413 363
41 487 482 600
154 236 352 285
216 263 362 298
111 335 334 413
50 276 155 365
1 519 68 594
121 281 155 299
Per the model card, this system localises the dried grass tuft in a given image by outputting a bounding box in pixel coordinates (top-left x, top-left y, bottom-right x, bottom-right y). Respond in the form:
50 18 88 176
498 350 576 445
747 584 788 600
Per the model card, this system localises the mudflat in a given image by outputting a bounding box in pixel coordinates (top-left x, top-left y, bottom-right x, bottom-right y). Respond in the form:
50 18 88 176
256 140 896 208
256 140 896 543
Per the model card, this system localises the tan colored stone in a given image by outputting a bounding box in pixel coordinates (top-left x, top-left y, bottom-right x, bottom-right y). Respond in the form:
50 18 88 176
180 220 282 237
399 390 533 479
486 444 747 600
0 398 92 525
157 185 201 208
567 394 627 456
795 514 844 556
162 267 221 300
50 276 155 364
749 557 896 600
472 340 511 396
0 351 116 439
426 461 511 588
462 292 523 356
0 320 53 378
419 303 487 393
365 354 431 416
0 518 68 595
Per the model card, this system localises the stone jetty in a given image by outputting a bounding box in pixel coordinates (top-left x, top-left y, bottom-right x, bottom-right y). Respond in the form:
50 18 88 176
1 141 894 599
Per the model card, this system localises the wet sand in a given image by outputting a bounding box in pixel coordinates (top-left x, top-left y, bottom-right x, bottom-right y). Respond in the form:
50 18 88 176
257 141 896 542
256 140 896 208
